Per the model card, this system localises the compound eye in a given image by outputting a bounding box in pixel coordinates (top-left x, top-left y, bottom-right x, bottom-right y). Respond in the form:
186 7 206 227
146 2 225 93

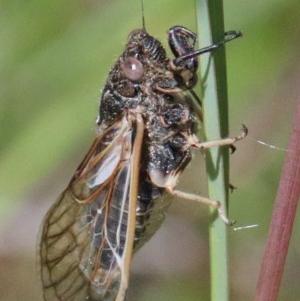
122 57 144 82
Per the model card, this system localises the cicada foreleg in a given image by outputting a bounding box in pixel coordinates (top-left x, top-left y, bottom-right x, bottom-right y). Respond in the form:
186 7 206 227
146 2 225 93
163 125 248 225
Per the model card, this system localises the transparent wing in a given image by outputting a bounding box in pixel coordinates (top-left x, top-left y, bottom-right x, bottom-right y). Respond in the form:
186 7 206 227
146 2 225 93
38 117 136 301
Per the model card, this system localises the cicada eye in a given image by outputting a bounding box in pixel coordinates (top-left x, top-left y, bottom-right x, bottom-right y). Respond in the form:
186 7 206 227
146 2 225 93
122 57 144 82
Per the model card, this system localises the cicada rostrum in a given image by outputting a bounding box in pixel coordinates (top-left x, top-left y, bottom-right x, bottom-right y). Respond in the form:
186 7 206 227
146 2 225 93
38 25 246 301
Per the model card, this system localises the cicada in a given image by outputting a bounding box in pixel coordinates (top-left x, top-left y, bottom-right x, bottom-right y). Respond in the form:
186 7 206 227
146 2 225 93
38 25 246 301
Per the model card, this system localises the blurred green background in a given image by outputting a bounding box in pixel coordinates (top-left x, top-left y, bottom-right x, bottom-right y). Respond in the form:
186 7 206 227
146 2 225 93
0 0 299 300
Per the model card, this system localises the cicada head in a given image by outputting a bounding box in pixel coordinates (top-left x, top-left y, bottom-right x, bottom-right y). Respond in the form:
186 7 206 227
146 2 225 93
98 29 173 125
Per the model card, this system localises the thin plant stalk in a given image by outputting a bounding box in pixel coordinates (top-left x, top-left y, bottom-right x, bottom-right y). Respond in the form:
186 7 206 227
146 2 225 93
254 98 300 301
195 1 231 301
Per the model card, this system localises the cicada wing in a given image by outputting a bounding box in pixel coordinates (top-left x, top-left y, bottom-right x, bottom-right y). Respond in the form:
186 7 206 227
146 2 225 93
38 117 138 301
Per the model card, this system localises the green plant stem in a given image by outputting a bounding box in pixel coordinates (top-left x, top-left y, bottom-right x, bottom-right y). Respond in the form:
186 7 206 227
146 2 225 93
195 1 230 301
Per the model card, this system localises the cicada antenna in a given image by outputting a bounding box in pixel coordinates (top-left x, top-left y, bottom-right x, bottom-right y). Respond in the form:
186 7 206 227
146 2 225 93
141 0 146 30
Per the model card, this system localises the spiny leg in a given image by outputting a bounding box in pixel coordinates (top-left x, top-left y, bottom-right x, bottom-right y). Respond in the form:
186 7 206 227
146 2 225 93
192 124 248 150
166 187 235 225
